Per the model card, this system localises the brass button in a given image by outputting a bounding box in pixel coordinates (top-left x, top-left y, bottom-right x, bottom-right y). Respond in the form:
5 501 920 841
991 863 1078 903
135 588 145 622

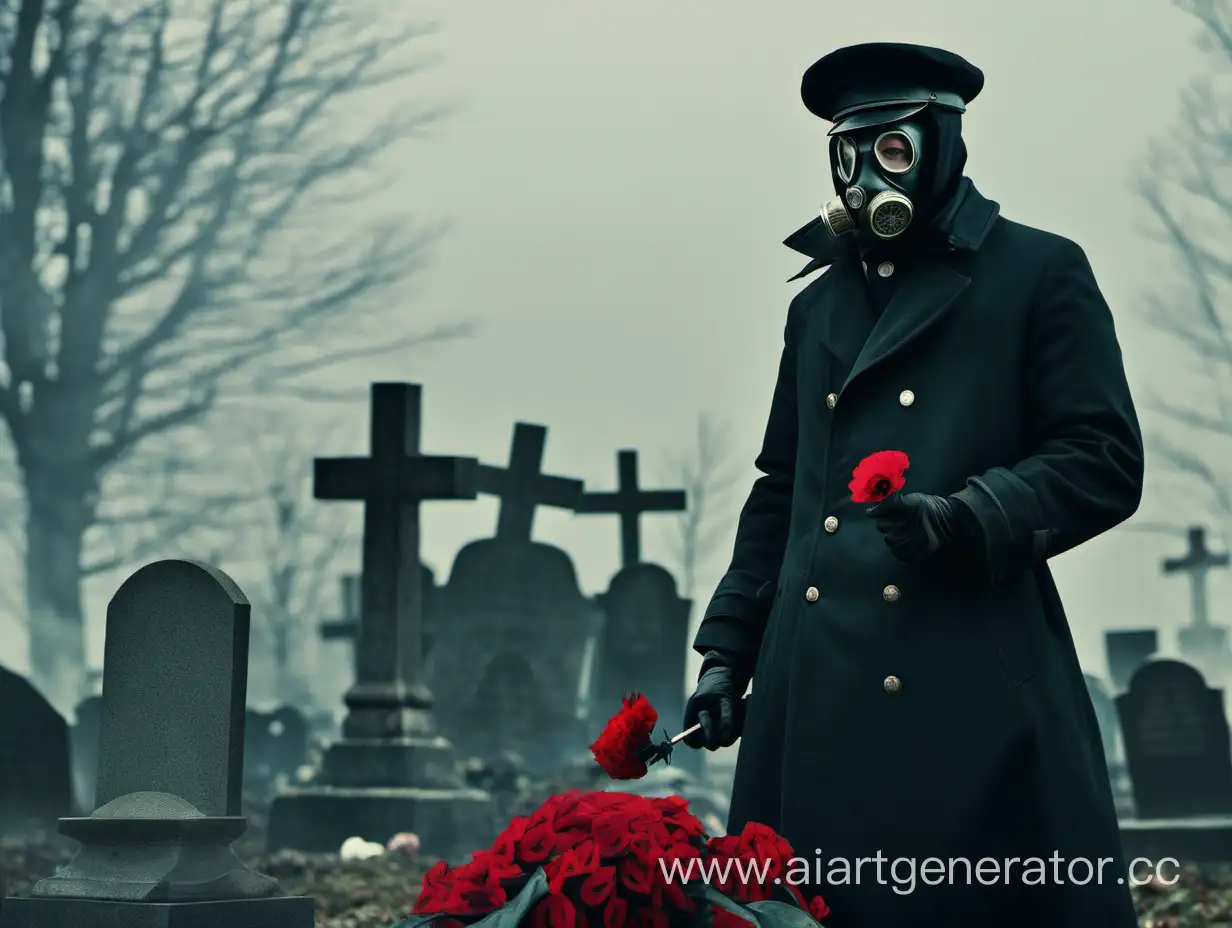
899 389 915 407
825 393 838 409
877 261 894 278
882 584 900 602
805 586 819 603
823 515 839 533
883 675 901 694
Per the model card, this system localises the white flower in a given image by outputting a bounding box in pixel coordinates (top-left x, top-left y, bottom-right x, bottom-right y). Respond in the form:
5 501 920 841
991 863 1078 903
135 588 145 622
339 836 386 860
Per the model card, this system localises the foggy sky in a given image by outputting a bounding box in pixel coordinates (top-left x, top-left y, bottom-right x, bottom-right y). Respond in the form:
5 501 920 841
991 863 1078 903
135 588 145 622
10 1 1215 693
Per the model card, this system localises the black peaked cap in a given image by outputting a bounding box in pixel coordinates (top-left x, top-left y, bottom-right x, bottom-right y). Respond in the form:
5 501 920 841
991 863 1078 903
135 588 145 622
802 42 984 134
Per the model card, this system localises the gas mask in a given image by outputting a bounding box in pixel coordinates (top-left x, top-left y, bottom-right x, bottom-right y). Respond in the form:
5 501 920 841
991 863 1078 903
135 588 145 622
820 120 926 241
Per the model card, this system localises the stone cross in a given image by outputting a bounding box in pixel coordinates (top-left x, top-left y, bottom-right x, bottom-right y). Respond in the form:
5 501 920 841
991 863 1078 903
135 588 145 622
267 384 492 859
313 383 477 730
1162 526 1229 630
576 449 686 567
476 422 583 541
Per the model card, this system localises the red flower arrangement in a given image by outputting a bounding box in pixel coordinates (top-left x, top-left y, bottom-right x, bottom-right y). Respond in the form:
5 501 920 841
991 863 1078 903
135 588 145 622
848 450 909 503
404 791 830 928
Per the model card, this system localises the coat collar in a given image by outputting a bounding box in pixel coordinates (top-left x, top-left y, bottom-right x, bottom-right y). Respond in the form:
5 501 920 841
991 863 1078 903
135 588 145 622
785 179 1000 395
782 177 999 281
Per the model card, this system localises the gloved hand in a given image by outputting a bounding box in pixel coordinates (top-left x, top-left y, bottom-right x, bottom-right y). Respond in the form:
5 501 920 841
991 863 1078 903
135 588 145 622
867 490 970 563
682 651 750 751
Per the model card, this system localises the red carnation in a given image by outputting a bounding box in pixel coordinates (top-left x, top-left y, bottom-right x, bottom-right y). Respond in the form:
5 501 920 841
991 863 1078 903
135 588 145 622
849 450 909 503
590 694 658 779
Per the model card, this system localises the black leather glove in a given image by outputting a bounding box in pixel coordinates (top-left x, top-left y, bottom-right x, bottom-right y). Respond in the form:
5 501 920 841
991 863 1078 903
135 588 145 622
682 650 750 751
867 490 973 563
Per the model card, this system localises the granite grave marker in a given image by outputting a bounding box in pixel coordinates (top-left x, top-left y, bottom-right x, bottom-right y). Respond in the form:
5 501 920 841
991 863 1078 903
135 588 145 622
0 559 311 928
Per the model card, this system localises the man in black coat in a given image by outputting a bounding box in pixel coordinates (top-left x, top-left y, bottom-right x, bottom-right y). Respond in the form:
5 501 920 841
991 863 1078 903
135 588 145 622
683 43 1143 927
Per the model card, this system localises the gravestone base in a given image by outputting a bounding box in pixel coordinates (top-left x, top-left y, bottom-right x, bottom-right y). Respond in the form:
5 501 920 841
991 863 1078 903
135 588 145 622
0 895 313 928
318 736 460 788
267 785 494 861
1119 816 1232 864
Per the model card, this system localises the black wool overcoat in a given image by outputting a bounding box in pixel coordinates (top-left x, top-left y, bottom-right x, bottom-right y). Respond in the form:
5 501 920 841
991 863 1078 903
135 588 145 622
693 180 1143 927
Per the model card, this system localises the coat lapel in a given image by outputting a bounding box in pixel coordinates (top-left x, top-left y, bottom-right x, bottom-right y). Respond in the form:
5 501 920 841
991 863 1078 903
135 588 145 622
840 262 970 393
815 260 876 376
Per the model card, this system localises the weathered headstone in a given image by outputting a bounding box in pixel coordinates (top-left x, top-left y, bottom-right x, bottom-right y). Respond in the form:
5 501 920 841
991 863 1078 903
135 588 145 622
69 694 103 815
267 383 492 859
1164 526 1232 685
577 449 691 762
244 706 310 796
1118 659 1232 818
594 565 692 732
429 422 596 771
0 559 312 928
1084 674 1120 764
0 667 72 835
1105 629 1158 693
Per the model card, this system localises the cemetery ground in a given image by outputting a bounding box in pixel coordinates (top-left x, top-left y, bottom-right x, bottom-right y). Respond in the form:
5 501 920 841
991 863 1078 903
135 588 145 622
2 794 1230 928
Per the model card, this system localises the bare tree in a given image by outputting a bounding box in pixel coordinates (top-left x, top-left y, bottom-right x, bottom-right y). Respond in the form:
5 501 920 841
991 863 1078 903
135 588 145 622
0 0 467 705
1129 0 1232 540
660 412 743 600
226 412 355 707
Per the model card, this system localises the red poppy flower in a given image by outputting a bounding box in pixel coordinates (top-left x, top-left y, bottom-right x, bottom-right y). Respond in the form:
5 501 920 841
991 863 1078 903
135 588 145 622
849 450 909 503
578 865 617 906
518 821 558 862
529 894 583 928
602 897 628 928
440 877 508 915
618 855 654 895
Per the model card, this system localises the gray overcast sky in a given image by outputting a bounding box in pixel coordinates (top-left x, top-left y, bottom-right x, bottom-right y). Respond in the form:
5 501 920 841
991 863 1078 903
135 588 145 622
56 0 1220 686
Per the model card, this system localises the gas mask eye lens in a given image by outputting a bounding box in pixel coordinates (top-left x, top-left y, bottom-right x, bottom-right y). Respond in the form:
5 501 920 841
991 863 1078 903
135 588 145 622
874 130 916 174
835 136 857 183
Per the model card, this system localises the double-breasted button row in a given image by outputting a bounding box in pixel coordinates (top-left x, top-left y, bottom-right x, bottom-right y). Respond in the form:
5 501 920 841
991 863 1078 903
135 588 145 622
805 583 896 603
827 389 912 410
823 515 839 533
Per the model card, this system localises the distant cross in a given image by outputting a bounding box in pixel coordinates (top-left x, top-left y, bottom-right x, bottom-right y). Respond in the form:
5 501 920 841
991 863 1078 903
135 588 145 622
1162 526 1230 630
476 422 583 541
319 573 360 668
314 383 477 724
576 449 686 567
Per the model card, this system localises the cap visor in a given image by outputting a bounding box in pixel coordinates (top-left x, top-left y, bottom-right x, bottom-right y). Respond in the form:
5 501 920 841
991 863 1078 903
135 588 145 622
827 102 928 136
